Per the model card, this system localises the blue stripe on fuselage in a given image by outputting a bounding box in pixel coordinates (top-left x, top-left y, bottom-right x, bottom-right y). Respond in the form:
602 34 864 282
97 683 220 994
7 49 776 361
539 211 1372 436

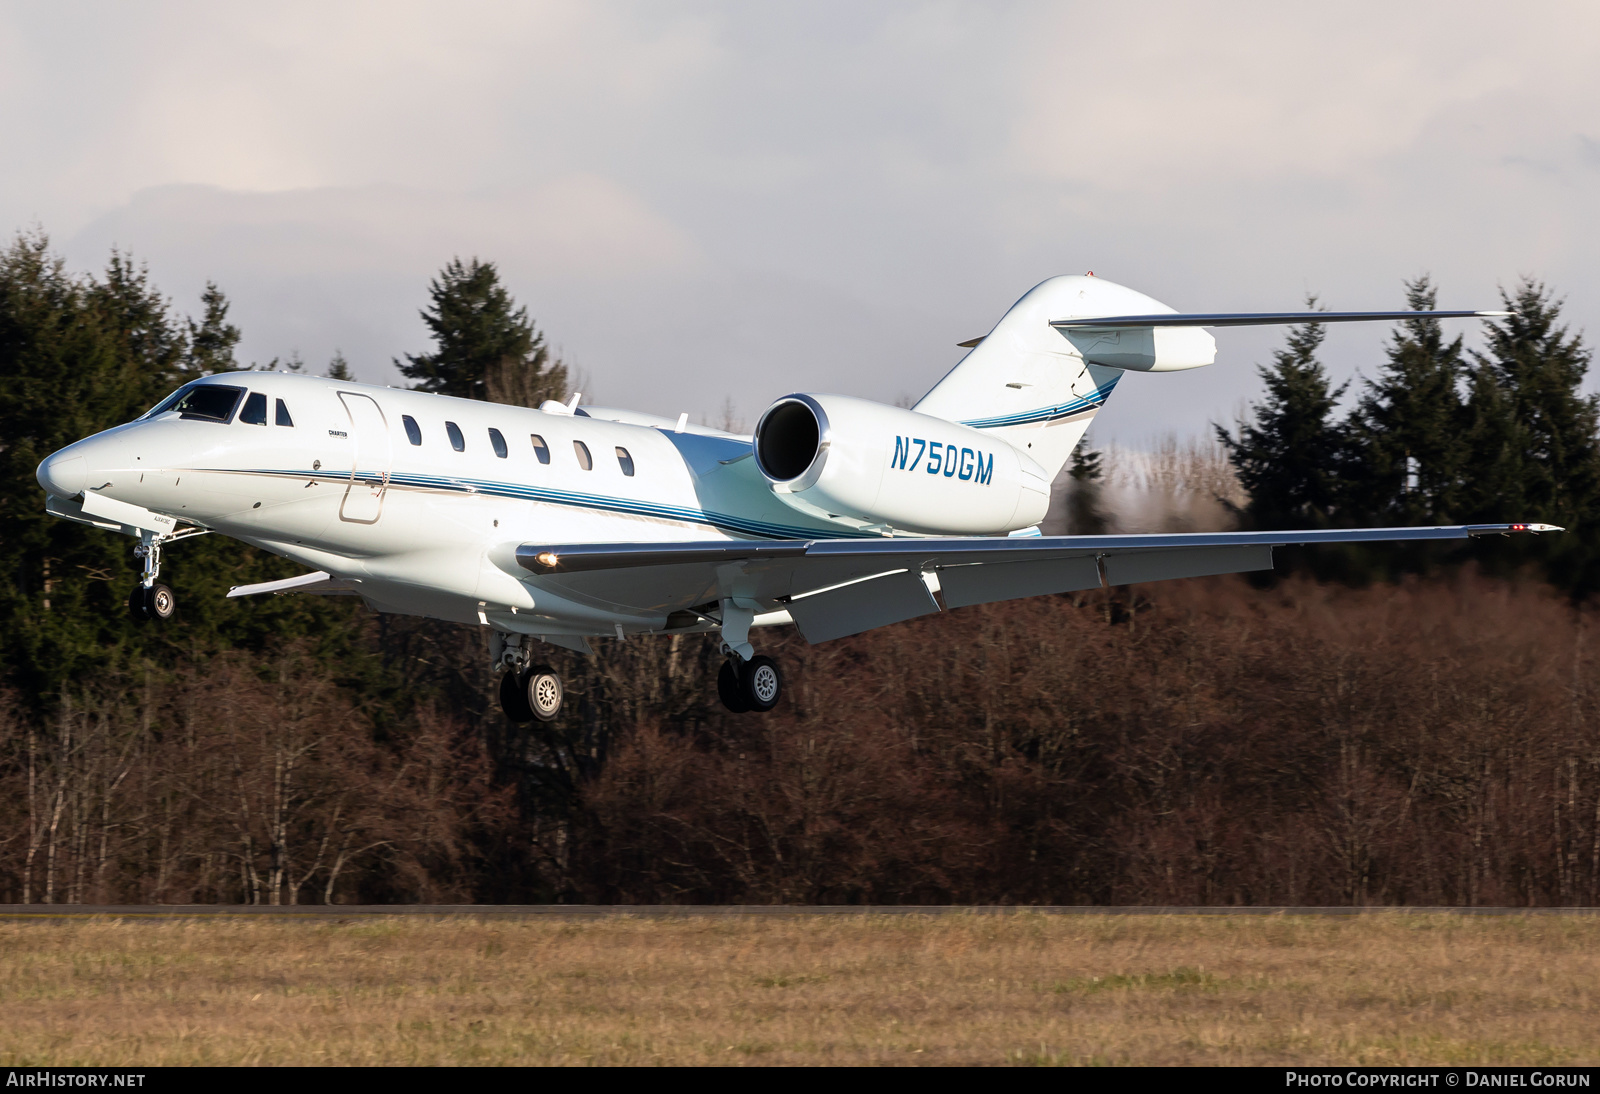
216 467 865 541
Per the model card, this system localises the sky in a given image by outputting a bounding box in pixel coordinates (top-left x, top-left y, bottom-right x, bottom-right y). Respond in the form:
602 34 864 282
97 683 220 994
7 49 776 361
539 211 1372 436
2 0 1597 444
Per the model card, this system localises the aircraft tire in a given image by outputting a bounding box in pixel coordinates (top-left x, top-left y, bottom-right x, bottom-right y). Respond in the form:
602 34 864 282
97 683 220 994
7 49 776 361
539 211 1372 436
147 583 177 622
739 655 782 713
499 669 533 723
127 585 151 623
525 667 564 722
717 660 749 713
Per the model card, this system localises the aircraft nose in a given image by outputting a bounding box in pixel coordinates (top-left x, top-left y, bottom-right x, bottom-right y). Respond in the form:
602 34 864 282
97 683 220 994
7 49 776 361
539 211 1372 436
37 449 87 498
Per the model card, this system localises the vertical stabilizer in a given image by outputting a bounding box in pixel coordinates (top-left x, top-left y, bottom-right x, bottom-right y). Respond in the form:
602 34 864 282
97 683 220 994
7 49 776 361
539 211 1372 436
915 275 1209 480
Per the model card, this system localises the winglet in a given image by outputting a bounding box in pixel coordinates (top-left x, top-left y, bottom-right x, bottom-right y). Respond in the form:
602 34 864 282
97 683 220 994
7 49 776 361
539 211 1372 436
1466 523 1564 536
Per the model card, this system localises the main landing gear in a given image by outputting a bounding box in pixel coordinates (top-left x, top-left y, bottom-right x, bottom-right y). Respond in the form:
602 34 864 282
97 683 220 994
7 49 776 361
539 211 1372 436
127 531 177 623
492 633 565 723
714 597 783 714
499 665 564 723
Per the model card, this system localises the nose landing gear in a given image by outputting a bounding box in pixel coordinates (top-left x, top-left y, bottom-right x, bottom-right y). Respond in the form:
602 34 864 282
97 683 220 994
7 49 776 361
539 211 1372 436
127 531 178 623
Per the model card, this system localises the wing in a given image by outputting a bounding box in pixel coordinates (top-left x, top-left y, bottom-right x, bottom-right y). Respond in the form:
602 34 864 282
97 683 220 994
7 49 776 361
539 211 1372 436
518 524 1559 645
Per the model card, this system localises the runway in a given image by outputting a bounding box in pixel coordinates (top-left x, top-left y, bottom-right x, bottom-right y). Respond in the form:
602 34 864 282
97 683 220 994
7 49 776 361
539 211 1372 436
2 904 1598 918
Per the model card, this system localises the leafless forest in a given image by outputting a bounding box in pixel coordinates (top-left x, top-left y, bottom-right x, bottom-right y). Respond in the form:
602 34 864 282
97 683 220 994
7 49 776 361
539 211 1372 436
4 561 1597 907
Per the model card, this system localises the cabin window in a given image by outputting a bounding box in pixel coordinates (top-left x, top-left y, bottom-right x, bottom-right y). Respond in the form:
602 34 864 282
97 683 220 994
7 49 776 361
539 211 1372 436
275 399 294 427
530 434 551 465
446 421 465 452
615 447 635 476
402 415 422 445
239 392 268 425
173 384 245 423
573 440 592 470
489 428 508 458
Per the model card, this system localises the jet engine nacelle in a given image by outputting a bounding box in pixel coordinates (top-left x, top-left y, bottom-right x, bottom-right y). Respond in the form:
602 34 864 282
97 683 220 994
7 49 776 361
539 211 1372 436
752 393 1050 535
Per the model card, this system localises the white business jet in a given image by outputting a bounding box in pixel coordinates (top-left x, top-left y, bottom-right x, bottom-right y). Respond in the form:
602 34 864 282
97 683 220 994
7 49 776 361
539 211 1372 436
35 274 1554 721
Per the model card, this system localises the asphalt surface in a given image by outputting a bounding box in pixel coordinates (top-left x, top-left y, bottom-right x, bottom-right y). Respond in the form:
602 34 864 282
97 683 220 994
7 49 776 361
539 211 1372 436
1 905 1597 918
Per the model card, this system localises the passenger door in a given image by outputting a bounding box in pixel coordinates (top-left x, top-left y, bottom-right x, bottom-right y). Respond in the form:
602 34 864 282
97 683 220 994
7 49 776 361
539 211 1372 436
338 392 392 524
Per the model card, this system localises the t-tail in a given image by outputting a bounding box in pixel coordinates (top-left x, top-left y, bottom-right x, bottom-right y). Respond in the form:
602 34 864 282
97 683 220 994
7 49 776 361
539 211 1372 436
912 273 1508 483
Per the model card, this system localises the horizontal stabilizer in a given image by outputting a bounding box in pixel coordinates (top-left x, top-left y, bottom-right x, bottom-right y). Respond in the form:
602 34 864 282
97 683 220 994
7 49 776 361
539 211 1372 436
1052 310 1509 330
227 571 361 598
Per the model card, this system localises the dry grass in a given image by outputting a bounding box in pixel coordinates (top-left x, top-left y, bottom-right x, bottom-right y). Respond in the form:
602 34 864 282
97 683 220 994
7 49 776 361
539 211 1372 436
0 913 1597 1066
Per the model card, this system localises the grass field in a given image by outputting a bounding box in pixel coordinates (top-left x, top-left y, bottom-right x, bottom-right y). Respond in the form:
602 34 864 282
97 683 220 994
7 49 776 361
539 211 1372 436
0 913 1597 1066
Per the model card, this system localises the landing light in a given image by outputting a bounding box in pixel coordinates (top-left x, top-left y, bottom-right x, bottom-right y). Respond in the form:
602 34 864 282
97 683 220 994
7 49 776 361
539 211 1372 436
535 551 560 569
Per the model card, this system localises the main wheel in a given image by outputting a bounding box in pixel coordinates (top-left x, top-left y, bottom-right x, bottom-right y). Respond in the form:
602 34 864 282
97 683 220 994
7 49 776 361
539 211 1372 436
739 655 782 713
717 660 749 713
524 667 564 722
146 583 176 622
499 669 533 722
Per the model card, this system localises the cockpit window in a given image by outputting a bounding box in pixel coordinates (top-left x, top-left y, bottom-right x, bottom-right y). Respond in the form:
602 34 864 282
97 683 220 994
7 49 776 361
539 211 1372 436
171 384 246 423
275 399 294 427
240 392 268 425
141 382 197 419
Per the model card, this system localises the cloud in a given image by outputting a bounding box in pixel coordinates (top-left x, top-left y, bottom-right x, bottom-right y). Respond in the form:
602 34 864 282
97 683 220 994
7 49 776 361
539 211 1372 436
5 0 1598 441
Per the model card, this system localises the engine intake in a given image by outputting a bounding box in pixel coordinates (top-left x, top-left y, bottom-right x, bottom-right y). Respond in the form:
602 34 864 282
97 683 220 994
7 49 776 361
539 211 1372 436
754 399 821 483
752 393 1049 535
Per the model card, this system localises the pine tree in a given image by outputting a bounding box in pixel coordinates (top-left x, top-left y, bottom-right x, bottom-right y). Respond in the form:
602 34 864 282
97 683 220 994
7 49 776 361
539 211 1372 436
1345 276 1468 525
0 236 168 704
0 234 372 707
95 251 188 396
1472 281 1599 518
183 281 240 378
326 350 354 381
1463 281 1600 594
1218 298 1348 529
1066 442 1108 534
397 258 566 406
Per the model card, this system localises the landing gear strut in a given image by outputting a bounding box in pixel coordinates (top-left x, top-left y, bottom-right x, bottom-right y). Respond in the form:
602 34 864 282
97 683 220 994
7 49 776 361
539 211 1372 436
714 596 783 713
128 531 177 623
492 633 565 723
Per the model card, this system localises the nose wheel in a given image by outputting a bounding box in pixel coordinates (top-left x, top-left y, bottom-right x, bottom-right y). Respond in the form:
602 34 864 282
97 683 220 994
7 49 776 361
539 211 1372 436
128 582 176 622
717 654 782 714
